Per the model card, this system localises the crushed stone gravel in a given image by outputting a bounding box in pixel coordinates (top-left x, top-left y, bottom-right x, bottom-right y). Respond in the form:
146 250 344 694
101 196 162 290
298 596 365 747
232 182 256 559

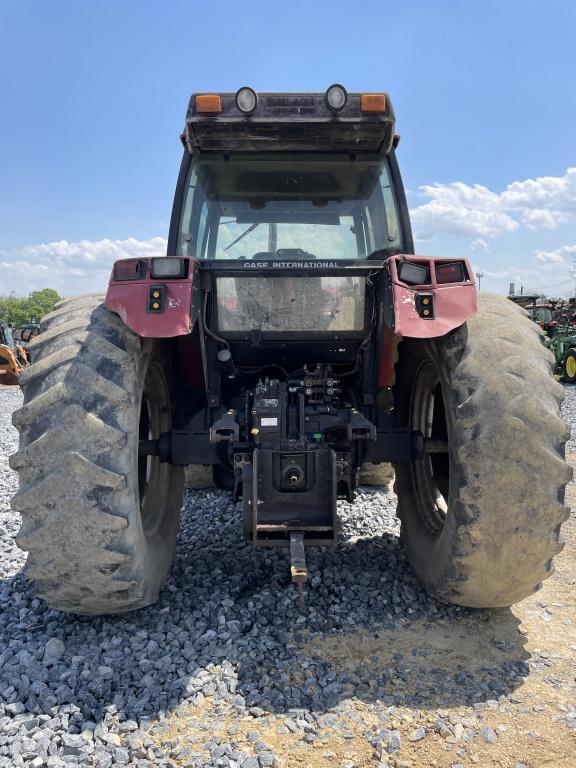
1 383 575 767
561 383 576 451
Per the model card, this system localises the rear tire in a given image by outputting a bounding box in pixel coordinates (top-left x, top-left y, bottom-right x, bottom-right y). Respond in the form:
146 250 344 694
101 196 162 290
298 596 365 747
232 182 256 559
393 293 571 607
10 296 184 614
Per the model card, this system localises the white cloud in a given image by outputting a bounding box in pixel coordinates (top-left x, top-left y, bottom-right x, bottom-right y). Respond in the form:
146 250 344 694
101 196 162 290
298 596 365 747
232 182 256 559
501 167 576 221
0 237 167 295
410 167 576 240
410 182 518 239
535 244 576 264
471 238 490 253
520 208 568 230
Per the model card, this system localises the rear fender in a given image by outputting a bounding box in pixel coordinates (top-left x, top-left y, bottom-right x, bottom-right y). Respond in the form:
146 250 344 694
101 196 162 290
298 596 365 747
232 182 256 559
105 258 200 338
379 255 477 386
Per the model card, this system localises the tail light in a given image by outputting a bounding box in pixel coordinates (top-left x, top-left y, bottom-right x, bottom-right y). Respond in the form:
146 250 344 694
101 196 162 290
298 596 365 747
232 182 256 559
435 262 467 284
113 259 146 281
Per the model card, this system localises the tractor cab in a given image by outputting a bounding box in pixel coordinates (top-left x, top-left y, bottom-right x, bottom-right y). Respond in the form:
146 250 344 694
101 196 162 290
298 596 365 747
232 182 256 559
166 87 411 370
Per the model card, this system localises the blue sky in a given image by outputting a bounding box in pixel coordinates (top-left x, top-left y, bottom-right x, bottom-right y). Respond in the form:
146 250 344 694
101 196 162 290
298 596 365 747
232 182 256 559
0 0 574 296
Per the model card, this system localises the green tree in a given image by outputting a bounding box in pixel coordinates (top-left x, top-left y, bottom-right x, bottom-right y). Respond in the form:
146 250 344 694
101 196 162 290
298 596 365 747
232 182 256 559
0 288 61 326
24 289 62 322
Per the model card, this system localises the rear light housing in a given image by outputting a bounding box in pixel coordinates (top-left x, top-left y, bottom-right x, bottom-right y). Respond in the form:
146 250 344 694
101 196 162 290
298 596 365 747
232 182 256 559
150 258 187 279
113 259 146 281
416 294 434 319
148 286 166 313
435 261 467 284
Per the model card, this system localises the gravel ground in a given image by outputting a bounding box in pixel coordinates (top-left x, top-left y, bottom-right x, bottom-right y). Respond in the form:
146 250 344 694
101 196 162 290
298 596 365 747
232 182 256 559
1 384 575 768
561 384 576 452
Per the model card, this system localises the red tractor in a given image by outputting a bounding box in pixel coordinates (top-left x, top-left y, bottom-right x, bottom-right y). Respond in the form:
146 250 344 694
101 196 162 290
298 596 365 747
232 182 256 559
11 86 571 614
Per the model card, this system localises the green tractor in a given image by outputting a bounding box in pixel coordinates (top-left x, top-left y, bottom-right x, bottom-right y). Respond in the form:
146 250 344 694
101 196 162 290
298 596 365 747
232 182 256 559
546 327 576 382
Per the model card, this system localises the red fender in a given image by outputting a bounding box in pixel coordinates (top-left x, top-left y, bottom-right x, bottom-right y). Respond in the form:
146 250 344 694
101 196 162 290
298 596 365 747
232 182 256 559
105 259 198 338
379 256 477 386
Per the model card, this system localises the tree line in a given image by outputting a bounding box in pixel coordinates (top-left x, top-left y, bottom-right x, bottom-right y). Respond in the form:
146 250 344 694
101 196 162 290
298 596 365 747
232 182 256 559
0 289 61 326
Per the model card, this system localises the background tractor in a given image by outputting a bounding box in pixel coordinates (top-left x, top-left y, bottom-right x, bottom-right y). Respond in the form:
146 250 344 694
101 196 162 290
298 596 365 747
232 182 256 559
14 322 41 361
508 293 562 336
10 86 571 614
0 325 29 385
545 319 576 382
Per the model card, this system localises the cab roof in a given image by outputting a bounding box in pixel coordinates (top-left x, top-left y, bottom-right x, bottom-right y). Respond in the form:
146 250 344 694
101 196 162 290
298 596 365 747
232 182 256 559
182 89 396 155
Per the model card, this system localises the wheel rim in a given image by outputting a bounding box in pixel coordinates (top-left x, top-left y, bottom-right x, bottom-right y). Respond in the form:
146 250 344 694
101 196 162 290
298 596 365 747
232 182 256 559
566 355 576 379
409 359 450 534
138 361 172 537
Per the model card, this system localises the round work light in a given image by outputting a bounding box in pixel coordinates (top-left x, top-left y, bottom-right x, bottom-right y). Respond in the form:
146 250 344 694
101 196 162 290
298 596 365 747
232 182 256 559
235 86 258 114
325 84 347 112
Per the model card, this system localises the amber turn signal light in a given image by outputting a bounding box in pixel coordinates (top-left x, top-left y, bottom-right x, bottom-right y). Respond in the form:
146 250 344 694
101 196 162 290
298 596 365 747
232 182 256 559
195 94 222 113
360 94 386 113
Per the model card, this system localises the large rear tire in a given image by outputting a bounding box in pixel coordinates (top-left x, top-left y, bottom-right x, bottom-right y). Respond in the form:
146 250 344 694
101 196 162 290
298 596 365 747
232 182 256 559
10 296 184 614
393 293 572 607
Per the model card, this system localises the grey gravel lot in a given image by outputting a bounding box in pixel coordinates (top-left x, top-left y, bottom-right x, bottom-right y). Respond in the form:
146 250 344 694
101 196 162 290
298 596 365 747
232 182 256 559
561 384 576 452
1 384 576 768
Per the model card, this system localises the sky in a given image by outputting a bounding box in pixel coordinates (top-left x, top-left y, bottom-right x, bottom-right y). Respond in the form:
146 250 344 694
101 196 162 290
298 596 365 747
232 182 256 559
0 0 575 297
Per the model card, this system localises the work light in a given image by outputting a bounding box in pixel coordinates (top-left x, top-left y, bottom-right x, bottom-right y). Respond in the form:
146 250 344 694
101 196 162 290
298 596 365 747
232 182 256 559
150 258 187 279
398 261 430 285
325 84 347 112
235 87 258 114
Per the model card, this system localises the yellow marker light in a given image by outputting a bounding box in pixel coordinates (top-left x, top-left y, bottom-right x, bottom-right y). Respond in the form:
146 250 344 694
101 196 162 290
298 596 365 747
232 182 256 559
423 298 430 305
195 94 222 113
360 94 386 113
152 302 160 310
423 309 430 316
152 291 160 298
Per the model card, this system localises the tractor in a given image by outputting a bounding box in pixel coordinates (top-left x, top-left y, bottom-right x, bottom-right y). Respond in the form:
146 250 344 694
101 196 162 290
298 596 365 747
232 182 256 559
10 86 571 614
508 293 560 336
0 325 29 385
14 322 41 362
544 317 576 383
